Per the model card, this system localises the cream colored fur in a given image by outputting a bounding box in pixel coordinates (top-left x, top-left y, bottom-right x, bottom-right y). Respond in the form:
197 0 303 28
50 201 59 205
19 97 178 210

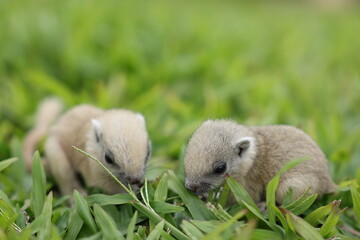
24 100 150 196
184 120 336 204
23 98 63 171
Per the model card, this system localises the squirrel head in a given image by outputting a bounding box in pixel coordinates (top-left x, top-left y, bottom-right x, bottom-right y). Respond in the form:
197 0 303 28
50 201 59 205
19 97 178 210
86 110 150 189
184 120 257 196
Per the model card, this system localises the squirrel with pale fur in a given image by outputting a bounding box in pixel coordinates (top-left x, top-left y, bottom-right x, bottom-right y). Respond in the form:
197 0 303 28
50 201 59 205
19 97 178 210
23 98 151 196
184 119 336 204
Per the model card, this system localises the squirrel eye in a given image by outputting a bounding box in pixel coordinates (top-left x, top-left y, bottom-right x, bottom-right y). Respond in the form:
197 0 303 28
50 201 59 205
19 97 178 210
213 163 227 175
105 153 114 164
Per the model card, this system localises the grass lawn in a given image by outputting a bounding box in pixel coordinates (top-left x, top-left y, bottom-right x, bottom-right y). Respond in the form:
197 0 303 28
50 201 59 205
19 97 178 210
0 0 360 239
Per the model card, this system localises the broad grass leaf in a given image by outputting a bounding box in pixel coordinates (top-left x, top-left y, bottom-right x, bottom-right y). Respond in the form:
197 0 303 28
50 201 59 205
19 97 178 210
77 232 101 240
189 220 219 233
241 201 284 234
146 220 165 240
0 229 7 240
200 209 247 240
181 221 204 239
86 193 133 206
227 177 284 233
136 225 147 239
37 193 54 240
126 211 138 240
226 177 261 215
160 231 177 240
217 181 230 208
132 202 189 240
31 151 46 218
267 157 308 223
270 205 297 239
319 202 346 238
154 174 169 202
237 219 257 240
206 203 232 222
26 192 53 238
266 174 281 224
250 229 283 240
73 190 97 233
0 190 11 206
93 204 124 240
304 200 339 226
54 209 70 236
350 184 360 223
0 199 18 232
284 193 318 215
150 201 184 214
64 210 83 240
280 207 323 240
168 171 214 221
0 158 17 172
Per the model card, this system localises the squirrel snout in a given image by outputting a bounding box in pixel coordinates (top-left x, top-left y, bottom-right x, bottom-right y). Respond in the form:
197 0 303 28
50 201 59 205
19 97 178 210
185 181 211 197
126 177 143 187
186 183 199 193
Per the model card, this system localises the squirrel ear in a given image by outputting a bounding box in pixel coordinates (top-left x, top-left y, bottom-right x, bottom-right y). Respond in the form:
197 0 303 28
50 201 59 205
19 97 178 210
91 119 102 143
234 137 254 157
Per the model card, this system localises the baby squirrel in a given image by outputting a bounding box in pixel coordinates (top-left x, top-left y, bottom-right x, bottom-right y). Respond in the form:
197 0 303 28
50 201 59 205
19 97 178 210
184 120 336 204
23 98 151 196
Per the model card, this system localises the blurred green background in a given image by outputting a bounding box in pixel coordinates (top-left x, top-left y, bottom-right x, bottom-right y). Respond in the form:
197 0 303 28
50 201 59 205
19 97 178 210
0 0 359 182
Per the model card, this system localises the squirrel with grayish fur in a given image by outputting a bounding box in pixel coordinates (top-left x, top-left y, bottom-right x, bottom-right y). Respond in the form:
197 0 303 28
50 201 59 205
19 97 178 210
184 119 336 204
23 98 151 196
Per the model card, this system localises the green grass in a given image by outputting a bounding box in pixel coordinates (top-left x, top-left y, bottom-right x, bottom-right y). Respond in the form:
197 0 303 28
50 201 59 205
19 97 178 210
1 0 360 239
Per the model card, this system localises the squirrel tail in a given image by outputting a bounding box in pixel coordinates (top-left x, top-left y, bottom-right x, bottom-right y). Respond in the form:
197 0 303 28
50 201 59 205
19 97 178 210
23 97 63 171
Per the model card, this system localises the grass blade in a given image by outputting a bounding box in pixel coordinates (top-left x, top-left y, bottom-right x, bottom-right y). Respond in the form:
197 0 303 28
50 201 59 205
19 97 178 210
26 192 53 236
73 190 97 233
93 204 124 240
64 210 83 240
284 193 318 216
206 203 232 222
267 157 308 223
241 201 283 234
126 211 138 240
217 181 230 208
226 177 261 215
250 229 283 240
181 221 204 239
270 205 298 239
150 201 184 214
146 220 165 240
227 177 284 233
304 200 339 226
319 202 346 238
86 193 133 206
280 207 323 240
168 171 214 221
132 202 189 240
200 209 247 240
0 199 19 232
189 220 219 234
350 183 360 223
31 151 46 218
154 174 169 202
0 158 18 172
37 192 54 240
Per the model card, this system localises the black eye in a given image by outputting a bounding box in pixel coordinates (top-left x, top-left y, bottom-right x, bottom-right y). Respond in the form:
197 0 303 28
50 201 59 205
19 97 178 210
213 163 227 175
105 153 114 164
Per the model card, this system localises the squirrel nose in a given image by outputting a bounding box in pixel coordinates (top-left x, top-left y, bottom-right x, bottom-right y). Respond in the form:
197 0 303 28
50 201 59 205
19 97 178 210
126 177 143 187
185 183 199 193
